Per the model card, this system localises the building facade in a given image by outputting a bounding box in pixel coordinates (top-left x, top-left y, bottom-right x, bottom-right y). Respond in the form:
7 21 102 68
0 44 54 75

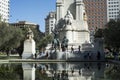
83 0 107 30
83 0 120 30
107 0 120 21
0 0 10 22
10 21 39 28
45 12 56 36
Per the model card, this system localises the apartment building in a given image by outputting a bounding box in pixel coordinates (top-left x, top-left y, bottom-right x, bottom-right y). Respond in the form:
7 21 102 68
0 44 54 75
83 0 120 30
0 0 10 22
45 12 56 36
107 0 120 21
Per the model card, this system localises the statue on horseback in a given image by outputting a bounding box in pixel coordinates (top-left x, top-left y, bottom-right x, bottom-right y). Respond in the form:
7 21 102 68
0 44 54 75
51 28 60 51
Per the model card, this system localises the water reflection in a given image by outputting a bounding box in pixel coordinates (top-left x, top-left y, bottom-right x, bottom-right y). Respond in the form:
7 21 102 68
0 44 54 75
0 62 120 80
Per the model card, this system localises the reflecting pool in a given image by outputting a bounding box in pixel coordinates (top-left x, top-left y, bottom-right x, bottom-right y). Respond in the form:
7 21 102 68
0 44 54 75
0 62 120 80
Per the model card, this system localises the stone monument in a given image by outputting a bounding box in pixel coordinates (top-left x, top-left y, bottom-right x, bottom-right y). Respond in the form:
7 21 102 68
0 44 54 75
56 0 90 49
44 0 104 61
22 28 36 59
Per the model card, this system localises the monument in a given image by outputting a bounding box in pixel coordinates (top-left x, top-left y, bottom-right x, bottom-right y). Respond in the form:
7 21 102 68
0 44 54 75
44 0 104 61
56 0 90 49
22 28 36 59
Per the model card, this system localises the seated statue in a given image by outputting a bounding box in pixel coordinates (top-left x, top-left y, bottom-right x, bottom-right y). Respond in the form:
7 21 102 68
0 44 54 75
64 10 73 25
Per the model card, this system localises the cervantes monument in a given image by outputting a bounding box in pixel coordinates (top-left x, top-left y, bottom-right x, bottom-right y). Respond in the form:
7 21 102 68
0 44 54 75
56 0 90 49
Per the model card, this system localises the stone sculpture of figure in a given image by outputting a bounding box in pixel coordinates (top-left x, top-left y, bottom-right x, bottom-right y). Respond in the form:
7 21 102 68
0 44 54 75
61 36 69 51
64 10 73 25
51 28 60 50
27 27 34 39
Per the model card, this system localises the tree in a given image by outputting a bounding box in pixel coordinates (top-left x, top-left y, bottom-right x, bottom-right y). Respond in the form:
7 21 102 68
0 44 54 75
30 26 44 48
0 20 45 56
103 19 120 52
105 64 120 80
15 26 44 56
94 29 103 38
0 64 22 80
38 34 53 51
0 21 24 56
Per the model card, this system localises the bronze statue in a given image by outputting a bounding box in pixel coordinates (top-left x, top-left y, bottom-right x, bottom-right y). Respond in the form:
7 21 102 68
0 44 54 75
51 28 60 50
61 36 69 51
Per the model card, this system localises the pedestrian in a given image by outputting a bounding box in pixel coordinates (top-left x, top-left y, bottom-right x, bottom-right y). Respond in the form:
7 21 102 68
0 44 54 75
35 53 37 59
71 45 74 53
97 51 101 60
46 51 49 59
78 45 81 52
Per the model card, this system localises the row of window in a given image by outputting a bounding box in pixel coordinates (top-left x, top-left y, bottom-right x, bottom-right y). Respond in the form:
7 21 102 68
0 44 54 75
0 1 9 8
108 0 118 1
0 9 9 14
109 15 119 18
0 13 9 18
109 8 119 11
108 5 119 7
1 0 9 3
109 12 119 14
108 2 119 4
0 4 9 11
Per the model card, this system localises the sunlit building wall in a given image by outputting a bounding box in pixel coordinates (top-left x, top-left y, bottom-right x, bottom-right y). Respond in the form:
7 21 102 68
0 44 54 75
84 0 120 30
107 0 120 21
45 12 56 36
0 0 10 22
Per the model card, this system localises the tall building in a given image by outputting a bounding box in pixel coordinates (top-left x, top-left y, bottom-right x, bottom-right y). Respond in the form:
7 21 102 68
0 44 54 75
83 0 120 30
107 0 120 21
0 0 10 22
45 12 56 36
83 0 107 30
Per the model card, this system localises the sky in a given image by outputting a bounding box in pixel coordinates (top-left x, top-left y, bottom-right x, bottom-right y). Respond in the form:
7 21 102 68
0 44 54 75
10 0 56 32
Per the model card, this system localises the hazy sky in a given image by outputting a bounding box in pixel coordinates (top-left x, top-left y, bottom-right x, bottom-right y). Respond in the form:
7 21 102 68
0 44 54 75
10 0 56 32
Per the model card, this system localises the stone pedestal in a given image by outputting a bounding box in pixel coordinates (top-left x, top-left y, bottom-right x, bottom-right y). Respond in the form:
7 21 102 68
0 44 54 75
22 39 36 59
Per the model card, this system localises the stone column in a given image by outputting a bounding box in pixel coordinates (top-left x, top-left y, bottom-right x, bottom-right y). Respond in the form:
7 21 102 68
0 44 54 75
56 1 64 21
76 0 84 20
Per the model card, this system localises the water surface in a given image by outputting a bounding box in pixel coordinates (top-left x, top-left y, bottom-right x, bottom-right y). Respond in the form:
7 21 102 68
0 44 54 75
0 62 120 80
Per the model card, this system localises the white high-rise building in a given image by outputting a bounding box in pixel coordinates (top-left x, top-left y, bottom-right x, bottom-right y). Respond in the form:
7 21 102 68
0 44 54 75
0 0 10 22
45 12 56 36
107 0 120 21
